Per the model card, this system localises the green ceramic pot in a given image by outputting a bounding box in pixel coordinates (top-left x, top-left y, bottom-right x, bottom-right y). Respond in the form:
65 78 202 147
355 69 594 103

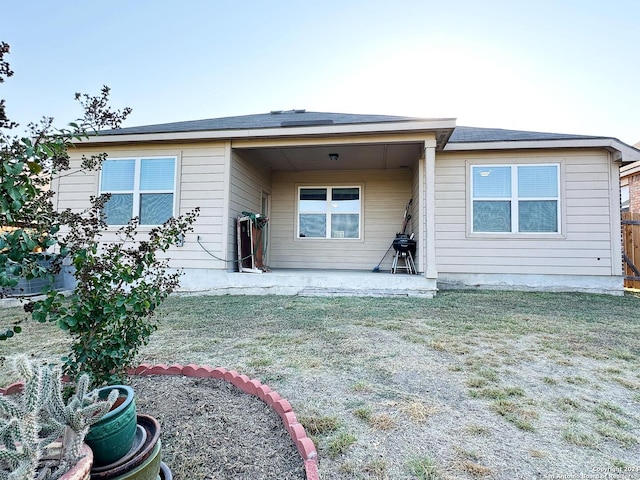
109 439 162 480
86 385 137 467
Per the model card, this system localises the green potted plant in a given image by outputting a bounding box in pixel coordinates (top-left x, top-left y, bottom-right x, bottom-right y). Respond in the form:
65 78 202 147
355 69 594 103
0 356 118 480
84 385 137 468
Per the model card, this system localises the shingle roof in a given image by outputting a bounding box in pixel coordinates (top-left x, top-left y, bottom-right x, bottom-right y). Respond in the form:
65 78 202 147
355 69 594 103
97 110 629 149
98 110 420 136
449 126 606 143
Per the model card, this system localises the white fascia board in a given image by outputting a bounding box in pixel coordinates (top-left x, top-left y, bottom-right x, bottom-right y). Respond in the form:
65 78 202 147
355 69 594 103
77 118 457 145
445 138 640 163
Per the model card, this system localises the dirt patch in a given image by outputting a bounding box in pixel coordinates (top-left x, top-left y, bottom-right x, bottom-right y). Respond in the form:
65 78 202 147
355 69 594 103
129 375 305 480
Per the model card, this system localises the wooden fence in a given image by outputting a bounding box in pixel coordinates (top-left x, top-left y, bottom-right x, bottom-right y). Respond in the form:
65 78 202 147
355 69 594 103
622 211 640 290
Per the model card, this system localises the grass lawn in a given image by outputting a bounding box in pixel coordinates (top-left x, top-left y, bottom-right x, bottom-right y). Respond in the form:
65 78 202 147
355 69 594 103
1 290 639 479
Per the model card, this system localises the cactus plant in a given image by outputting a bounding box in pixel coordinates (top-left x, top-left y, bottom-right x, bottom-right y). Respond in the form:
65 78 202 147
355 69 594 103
0 356 118 480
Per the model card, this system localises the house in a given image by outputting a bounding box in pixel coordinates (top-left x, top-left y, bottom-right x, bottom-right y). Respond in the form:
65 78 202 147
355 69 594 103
620 141 640 212
54 111 640 297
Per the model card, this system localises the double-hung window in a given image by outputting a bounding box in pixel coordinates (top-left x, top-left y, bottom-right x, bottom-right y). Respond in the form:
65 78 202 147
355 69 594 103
100 157 176 226
471 164 559 233
298 186 361 239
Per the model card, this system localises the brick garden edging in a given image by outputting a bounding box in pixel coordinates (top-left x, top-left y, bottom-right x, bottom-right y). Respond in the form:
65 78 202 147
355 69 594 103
1 364 320 480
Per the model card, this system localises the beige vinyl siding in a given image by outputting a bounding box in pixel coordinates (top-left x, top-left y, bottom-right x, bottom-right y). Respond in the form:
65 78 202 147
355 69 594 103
269 169 412 270
435 149 618 276
228 150 272 270
59 142 228 270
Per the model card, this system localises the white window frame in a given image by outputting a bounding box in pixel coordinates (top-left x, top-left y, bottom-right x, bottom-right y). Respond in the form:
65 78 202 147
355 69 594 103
470 163 561 234
297 185 362 240
99 156 178 226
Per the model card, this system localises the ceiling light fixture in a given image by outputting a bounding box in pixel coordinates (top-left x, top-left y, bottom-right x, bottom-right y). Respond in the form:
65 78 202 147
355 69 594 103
329 153 339 161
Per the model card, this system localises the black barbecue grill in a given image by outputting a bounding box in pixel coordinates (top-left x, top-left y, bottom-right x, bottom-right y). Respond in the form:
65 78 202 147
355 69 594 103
392 233 416 255
373 199 417 274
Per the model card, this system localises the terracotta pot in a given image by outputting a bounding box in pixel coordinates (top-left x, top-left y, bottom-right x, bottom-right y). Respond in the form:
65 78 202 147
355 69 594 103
59 444 93 480
86 385 137 467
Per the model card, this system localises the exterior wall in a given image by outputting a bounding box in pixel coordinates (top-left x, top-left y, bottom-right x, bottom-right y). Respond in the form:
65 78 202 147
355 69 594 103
57 142 229 270
56 138 626 295
228 150 272 270
434 149 621 281
269 169 412 270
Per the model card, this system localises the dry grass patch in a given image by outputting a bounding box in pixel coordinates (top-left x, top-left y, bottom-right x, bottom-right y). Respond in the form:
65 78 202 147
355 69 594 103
563 427 599 447
453 445 481 462
593 404 629 429
298 415 340 435
602 367 623 374
613 376 640 390
430 338 470 354
466 377 490 389
470 386 525 400
369 413 395 430
351 380 372 393
595 424 638 447
492 399 538 431
556 397 582 410
565 375 589 385
465 424 492 436
529 449 546 458
362 458 388 479
611 348 636 361
400 400 439 423
461 461 493 477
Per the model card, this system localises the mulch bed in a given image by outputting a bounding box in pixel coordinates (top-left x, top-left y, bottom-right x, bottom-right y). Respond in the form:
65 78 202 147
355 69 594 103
129 375 306 480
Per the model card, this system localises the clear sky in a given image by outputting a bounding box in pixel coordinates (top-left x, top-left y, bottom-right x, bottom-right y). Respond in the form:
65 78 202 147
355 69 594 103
2 0 639 145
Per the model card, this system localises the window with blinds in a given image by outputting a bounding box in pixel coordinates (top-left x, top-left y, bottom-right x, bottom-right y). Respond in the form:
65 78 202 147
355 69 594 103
100 157 176 225
471 164 559 234
298 186 361 239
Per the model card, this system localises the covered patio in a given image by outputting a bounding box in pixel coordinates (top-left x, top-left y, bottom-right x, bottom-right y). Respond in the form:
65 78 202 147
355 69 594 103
227 113 454 282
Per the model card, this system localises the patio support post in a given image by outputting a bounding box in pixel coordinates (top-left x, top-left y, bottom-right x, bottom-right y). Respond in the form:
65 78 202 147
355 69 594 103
417 156 425 273
223 141 233 271
424 140 437 280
